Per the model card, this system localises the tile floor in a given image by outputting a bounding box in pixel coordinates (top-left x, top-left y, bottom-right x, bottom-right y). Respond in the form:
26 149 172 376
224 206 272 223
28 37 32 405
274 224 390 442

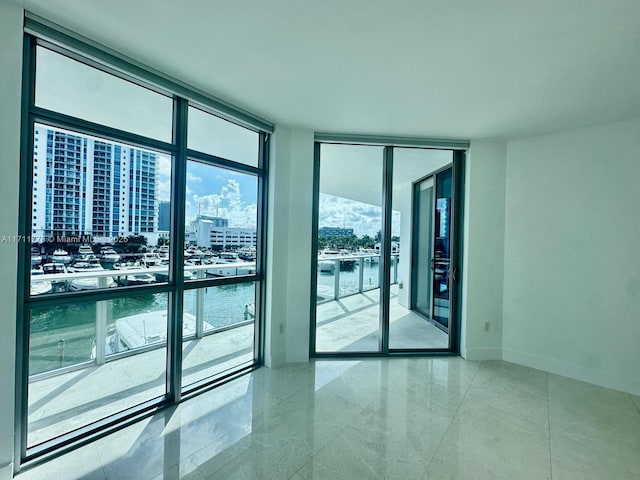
16 358 640 480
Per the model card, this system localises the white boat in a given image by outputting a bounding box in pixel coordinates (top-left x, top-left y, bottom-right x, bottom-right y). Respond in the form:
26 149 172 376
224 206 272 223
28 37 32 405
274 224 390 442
51 249 71 264
157 246 169 259
100 247 121 263
113 263 156 286
30 247 43 267
77 244 94 257
217 252 239 262
30 267 52 296
140 252 162 267
101 312 208 355
42 262 68 291
68 260 116 290
318 261 335 273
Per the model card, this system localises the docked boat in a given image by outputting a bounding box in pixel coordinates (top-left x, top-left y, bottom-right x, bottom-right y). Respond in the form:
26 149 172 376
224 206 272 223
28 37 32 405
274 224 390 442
51 249 71 264
42 262 68 291
98 312 209 356
100 247 121 263
140 252 162 267
68 259 115 290
77 244 94 257
318 261 335 273
237 246 256 261
157 245 169 259
30 266 52 296
30 247 43 267
206 252 255 277
113 262 156 286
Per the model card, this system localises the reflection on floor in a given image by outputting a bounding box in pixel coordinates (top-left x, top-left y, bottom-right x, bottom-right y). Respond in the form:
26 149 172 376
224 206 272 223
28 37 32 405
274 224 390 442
17 358 640 480
315 286 448 352
27 324 254 446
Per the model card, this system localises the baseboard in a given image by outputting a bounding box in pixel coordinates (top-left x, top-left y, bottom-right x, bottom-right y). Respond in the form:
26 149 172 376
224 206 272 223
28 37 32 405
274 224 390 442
503 348 640 396
264 352 286 369
462 347 502 361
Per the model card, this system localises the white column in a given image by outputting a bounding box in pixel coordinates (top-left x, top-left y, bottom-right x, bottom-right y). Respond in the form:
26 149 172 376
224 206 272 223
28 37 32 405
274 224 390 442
0 4 23 477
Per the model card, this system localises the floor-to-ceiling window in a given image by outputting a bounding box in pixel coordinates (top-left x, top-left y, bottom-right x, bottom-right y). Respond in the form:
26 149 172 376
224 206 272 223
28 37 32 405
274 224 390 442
17 25 269 464
310 139 465 355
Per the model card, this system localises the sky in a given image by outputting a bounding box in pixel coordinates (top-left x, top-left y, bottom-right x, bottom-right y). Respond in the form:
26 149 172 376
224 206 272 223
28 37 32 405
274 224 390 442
319 193 401 238
158 158 258 228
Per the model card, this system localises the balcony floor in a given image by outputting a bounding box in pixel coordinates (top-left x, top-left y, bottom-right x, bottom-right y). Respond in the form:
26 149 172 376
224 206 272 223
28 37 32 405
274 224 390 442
316 286 449 352
28 324 255 447
28 287 448 447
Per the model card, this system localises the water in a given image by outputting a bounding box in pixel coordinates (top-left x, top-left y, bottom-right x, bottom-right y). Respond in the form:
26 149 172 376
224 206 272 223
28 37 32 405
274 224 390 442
29 282 255 375
316 261 383 301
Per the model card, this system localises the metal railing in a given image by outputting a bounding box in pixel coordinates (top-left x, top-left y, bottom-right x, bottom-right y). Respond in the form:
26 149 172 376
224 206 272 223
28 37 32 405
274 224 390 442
29 262 257 381
316 253 399 304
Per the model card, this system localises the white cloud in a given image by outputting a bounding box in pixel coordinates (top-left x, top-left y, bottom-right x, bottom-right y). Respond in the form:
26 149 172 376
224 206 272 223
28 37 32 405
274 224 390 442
319 193 401 238
188 179 256 228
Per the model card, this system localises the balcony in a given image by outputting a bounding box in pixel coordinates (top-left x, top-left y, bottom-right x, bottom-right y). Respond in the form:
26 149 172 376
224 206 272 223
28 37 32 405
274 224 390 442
27 263 257 447
315 252 448 352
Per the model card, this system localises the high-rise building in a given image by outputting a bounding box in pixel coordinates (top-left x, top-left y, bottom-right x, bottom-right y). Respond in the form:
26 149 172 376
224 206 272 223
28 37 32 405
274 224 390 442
32 126 159 240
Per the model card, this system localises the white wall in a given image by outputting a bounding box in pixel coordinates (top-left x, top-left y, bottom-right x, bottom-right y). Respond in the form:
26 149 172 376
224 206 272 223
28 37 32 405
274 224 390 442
503 117 640 395
264 126 314 367
0 4 23 478
461 140 507 360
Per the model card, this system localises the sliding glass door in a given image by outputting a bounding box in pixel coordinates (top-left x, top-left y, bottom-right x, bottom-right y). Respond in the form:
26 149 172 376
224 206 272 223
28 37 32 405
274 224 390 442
311 143 463 355
313 144 384 353
410 165 453 337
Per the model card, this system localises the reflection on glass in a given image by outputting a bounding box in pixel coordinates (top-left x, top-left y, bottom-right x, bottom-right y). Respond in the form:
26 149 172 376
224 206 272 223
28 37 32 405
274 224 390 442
315 144 384 353
35 46 173 141
184 160 257 280
187 106 259 167
28 293 168 447
433 168 452 328
182 284 256 388
389 148 452 349
29 123 172 296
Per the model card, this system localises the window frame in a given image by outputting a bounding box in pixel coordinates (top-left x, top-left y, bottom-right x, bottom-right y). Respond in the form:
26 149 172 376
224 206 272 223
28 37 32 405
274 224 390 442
16 28 270 468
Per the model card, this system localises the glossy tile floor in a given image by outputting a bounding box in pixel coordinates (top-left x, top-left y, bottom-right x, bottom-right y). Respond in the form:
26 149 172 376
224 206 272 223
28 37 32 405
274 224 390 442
28 324 254 446
17 358 640 480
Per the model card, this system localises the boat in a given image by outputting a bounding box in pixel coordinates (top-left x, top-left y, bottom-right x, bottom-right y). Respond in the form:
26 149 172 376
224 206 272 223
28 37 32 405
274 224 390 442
42 262 68 291
97 312 210 356
113 262 156 286
218 252 239 262
30 266 52 296
157 246 169 259
100 247 121 263
77 244 94 257
205 252 255 277
318 249 356 271
67 259 116 290
237 246 257 261
318 261 335 273
51 249 71 264
30 247 43 267
140 252 162 267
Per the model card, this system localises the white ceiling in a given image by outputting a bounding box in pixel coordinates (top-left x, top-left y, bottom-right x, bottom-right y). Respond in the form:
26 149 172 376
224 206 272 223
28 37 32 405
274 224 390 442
18 0 640 140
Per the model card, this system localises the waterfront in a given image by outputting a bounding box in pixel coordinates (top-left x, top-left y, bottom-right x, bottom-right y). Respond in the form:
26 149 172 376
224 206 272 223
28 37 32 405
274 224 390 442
29 283 255 375
30 257 390 376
